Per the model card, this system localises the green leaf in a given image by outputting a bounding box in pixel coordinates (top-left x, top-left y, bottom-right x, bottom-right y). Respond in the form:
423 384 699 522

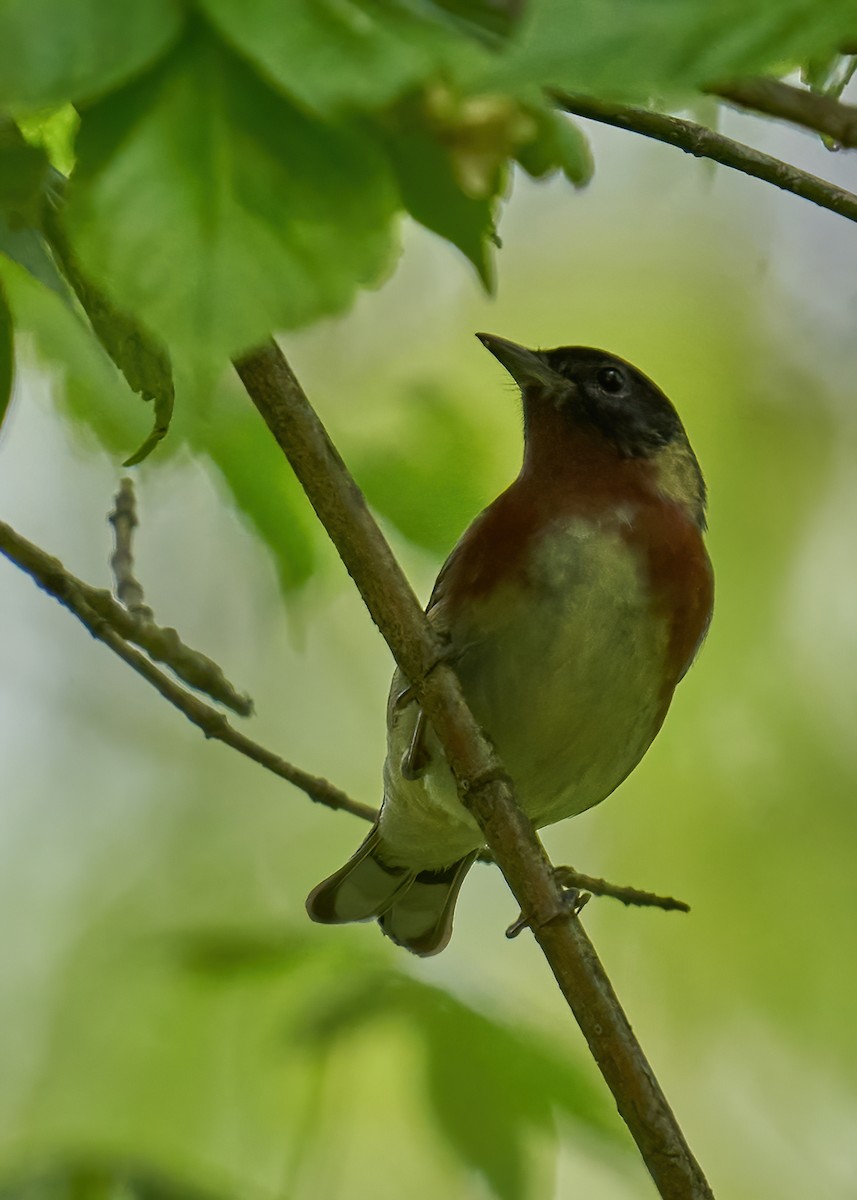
0 1160 230 1200
0 252 152 456
353 383 494 555
414 986 620 1200
0 280 13 434
43 201 175 465
0 121 173 461
0 254 319 591
0 0 184 108
514 105 592 185
0 215 70 299
66 23 400 370
296 971 624 1200
201 0 480 115
174 927 317 977
0 122 73 299
0 119 51 221
195 386 320 592
16 103 80 176
477 0 857 101
376 116 497 285
802 48 857 99
429 0 524 43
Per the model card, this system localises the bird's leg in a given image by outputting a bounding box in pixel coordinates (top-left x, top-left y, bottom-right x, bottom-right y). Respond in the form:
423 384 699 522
401 708 429 780
394 634 461 781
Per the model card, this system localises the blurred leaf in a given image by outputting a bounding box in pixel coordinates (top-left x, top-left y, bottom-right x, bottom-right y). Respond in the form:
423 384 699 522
65 22 400 372
414 984 621 1200
354 383 492 556
514 104 592 185
430 0 525 42
0 255 319 590
0 122 73 304
16 104 80 176
0 0 184 108
175 927 317 977
0 120 171 463
0 216 71 300
297 970 624 1200
478 0 857 100
0 120 51 223
200 0 486 115
802 48 857 99
376 110 498 285
43 201 175 465
0 1160 229 1200
196 389 320 592
0 281 13 433
0 253 150 456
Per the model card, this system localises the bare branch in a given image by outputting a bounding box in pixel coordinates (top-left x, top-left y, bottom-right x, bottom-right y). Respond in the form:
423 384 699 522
0 518 376 825
476 850 690 910
555 865 690 912
234 340 714 1200
109 477 153 618
552 90 857 225
3 515 683 919
103 478 254 716
712 76 857 148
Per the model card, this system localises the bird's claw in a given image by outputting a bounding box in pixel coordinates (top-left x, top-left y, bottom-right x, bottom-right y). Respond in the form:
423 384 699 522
505 875 591 940
505 911 531 940
392 637 458 713
561 887 592 917
553 866 592 916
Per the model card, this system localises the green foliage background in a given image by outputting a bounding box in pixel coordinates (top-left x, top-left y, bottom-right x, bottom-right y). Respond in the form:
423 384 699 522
2 3 857 1199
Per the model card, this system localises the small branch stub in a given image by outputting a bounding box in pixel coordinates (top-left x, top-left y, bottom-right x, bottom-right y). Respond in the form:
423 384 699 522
109 477 153 619
105 479 254 717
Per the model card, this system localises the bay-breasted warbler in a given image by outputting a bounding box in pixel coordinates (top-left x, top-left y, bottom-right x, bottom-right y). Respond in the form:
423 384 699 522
307 334 714 955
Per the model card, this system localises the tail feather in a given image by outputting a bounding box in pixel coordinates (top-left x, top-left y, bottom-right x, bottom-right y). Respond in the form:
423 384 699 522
306 825 476 956
379 853 478 957
305 824 411 924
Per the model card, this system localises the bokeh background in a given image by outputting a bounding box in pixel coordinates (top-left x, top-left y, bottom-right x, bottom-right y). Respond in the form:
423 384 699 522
2 100 857 1199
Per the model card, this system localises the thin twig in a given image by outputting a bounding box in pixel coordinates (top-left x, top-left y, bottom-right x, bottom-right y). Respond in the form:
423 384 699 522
234 340 714 1200
3 517 674 912
554 866 690 912
103 478 254 715
552 90 857 225
109 477 153 618
711 76 857 148
475 850 689 911
0 519 375 824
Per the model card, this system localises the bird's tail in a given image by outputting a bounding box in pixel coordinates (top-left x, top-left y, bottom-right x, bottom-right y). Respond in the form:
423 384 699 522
305 823 477 957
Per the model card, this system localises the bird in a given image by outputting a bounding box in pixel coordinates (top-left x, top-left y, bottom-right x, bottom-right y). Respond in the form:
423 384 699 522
306 333 714 956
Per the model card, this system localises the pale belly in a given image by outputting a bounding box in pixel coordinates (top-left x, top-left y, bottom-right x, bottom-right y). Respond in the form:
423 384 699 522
379 522 670 870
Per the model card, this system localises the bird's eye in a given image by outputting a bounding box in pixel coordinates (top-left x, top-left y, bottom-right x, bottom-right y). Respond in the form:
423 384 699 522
596 366 625 393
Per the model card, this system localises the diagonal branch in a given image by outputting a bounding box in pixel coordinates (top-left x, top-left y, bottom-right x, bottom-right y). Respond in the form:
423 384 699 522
0 518 376 824
233 340 714 1200
552 90 857 225
711 76 857 148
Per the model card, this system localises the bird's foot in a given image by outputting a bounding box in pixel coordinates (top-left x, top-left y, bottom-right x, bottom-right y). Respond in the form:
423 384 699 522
505 870 591 940
391 634 458 713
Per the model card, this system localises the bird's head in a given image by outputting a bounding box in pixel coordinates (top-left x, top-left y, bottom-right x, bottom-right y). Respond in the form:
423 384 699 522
476 332 706 528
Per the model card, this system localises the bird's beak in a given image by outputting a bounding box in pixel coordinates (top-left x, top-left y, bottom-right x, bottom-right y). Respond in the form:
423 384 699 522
476 333 558 389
